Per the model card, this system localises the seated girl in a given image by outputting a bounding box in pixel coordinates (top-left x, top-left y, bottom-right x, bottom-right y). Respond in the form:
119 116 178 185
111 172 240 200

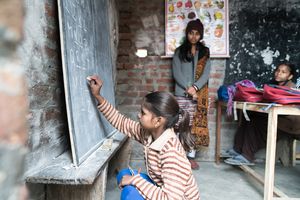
224 63 300 166
87 75 200 199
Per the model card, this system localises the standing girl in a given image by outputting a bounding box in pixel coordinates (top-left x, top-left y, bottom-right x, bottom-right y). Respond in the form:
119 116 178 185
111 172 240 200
172 19 211 169
88 75 200 199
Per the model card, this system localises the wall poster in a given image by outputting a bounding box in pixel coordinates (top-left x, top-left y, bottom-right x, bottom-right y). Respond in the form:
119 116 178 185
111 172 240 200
165 0 229 58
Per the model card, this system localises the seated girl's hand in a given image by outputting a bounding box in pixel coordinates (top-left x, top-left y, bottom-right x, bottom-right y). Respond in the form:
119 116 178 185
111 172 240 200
87 75 103 97
119 175 136 188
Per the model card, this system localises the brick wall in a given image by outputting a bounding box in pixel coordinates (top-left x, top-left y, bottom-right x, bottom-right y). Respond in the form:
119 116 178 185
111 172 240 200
116 0 227 161
19 0 68 199
21 0 68 174
20 0 120 199
116 0 173 117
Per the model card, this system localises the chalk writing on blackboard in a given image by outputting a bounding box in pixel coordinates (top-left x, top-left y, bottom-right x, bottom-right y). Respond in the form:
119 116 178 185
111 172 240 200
58 0 116 166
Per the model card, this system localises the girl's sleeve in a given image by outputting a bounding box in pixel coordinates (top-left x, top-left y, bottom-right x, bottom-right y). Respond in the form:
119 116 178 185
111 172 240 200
172 50 186 90
130 145 199 199
97 99 144 144
193 59 211 90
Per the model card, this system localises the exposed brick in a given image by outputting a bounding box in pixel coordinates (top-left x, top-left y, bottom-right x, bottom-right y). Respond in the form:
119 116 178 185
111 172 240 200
168 85 175 92
140 71 146 76
117 55 129 63
136 85 155 91
129 78 143 84
117 63 124 69
119 11 132 20
135 98 144 105
44 46 58 59
156 78 173 84
119 33 134 40
44 107 63 121
150 72 159 77
46 27 59 41
127 71 137 77
160 71 172 78
121 98 134 105
210 72 224 79
145 65 158 70
159 65 171 70
209 88 218 93
158 85 168 91
122 91 139 97
209 95 217 100
119 25 131 33
146 79 153 84
123 64 136 69
45 2 55 18
119 40 132 48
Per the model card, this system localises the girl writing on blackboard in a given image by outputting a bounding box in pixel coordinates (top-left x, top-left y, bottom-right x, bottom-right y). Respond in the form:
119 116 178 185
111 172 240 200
172 19 211 170
87 75 200 200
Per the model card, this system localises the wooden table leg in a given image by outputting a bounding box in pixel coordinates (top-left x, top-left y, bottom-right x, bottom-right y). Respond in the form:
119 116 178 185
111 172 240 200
215 101 222 164
264 108 278 200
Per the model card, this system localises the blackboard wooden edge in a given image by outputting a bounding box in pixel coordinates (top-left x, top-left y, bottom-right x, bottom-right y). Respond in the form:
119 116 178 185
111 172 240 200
77 130 118 165
25 132 127 185
57 0 78 167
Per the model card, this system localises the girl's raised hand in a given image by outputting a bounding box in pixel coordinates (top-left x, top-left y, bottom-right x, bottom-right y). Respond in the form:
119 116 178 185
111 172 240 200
87 75 103 97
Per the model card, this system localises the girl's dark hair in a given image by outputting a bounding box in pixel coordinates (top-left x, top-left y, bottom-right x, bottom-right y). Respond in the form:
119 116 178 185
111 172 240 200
178 38 209 63
278 63 296 76
143 91 194 151
270 63 296 84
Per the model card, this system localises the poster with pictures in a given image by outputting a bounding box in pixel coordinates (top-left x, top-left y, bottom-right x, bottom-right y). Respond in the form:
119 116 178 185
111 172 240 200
165 0 229 58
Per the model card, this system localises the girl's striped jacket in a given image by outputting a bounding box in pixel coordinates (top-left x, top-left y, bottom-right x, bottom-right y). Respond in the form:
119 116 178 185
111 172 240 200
98 100 200 200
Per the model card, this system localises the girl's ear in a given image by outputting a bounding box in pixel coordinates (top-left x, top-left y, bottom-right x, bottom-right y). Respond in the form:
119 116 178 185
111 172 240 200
155 117 162 125
154 116 166 128
153 116 161 127
288 74 293 80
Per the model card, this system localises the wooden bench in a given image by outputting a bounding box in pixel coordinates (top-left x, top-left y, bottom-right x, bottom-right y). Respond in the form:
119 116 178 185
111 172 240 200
26 132 129 200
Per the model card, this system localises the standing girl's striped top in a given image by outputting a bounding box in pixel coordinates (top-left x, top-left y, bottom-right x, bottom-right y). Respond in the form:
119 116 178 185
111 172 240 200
98 99 200 200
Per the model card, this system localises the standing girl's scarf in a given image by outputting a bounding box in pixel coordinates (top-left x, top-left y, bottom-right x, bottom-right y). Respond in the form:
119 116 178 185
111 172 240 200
192 48 210 147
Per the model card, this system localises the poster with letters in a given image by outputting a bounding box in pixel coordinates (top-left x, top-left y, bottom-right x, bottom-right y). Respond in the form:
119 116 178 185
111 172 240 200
165 0 229 58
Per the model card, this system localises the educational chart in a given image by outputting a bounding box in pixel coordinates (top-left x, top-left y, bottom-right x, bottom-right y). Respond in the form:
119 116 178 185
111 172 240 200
165 0 229 57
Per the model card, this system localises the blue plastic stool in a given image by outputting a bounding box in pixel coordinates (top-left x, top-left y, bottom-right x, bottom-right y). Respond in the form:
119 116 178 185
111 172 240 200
117 168 155 200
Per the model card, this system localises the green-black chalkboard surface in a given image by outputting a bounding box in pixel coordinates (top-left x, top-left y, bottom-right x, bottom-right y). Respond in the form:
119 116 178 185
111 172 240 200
58 0 116 166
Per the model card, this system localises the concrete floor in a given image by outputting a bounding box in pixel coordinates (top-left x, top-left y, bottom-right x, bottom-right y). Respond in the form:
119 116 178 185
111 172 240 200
105 160 300 200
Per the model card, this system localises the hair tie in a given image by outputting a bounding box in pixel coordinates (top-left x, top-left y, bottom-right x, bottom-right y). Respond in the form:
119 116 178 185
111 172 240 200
179 108 184 115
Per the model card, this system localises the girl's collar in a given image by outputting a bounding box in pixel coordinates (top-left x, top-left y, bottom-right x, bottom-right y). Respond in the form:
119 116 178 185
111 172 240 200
148 128 176 151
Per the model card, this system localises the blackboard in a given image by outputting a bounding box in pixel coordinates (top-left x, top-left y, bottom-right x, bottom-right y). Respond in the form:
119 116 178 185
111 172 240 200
58 0 116 166
225 0 300 86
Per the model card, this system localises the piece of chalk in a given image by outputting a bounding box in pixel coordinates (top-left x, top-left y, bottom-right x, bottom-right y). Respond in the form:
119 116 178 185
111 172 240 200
86 76 92 81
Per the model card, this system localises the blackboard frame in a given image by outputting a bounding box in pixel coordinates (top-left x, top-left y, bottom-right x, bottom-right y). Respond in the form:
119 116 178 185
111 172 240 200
58 0 116 166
